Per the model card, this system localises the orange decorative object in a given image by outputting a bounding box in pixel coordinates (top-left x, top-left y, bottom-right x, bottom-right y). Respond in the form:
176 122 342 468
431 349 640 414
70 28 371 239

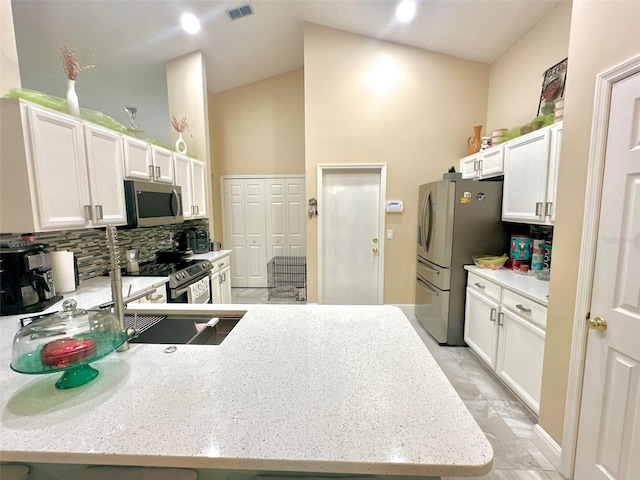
467 125 482 154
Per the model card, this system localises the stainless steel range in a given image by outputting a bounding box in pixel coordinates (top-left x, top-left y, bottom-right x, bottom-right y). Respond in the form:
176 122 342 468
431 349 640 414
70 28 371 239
118 250 213 303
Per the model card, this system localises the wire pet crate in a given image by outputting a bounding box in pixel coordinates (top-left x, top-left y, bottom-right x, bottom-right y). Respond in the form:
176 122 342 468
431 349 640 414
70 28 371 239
267 256 307 303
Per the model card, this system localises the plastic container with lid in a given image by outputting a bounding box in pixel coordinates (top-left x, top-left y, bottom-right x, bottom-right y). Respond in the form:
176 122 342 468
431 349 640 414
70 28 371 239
10 299 126 389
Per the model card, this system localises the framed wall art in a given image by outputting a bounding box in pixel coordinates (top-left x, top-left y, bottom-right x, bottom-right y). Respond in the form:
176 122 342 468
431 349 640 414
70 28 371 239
537 57 568 116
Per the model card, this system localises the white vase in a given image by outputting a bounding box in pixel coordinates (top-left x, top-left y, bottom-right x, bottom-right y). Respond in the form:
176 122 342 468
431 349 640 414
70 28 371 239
175 132 188 155
66 79 80 117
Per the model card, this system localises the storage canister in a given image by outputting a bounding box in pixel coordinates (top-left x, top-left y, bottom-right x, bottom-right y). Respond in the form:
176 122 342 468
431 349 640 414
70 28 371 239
510 235 532 260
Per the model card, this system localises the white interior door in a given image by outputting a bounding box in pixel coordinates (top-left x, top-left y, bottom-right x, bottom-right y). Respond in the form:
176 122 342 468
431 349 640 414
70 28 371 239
223 178 248 287
574 71 640 479
244 179 267 287
318 165 385 304
286 178 306 256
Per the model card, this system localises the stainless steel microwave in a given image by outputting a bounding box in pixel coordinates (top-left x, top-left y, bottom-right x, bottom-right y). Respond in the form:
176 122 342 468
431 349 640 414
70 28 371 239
124 180 184 227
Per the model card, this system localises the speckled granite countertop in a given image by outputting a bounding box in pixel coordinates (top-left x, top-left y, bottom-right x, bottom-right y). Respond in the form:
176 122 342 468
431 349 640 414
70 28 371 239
0 303 493 477
464 266 550 306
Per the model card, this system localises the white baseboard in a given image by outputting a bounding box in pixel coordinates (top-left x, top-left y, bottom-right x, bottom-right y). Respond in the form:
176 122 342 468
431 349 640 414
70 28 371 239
533 424 563 472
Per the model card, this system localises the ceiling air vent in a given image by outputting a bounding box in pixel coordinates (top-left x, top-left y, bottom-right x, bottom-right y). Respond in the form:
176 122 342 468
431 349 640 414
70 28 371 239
227 4 254 21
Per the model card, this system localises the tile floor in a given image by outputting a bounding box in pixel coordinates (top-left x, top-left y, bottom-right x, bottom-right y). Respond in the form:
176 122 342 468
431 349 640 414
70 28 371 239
230 288 563 480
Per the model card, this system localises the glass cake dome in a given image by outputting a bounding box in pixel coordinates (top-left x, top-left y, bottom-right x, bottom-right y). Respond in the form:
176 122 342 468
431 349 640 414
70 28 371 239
10 299 126 389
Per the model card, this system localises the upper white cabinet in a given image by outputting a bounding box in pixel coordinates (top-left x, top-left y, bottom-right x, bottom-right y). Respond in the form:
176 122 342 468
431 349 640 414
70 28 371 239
123 138 174 184
460 145 504 180
174 153 207 219
0 99 126 232
502 122 562 225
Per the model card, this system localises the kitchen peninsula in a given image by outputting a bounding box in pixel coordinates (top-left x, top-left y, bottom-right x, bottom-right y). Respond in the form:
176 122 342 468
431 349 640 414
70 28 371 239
0 302 492 479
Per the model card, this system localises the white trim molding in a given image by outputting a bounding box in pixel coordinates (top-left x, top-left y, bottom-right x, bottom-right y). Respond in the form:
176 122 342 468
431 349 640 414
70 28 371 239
533 424 562 472
560 54 640 479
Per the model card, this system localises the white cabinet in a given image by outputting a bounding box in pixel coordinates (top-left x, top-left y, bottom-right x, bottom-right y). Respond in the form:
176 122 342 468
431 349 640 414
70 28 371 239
123 137 174 184
502 122 562 225
0 99 126 232
464 273 501 368
460 145 504 180
84 124 127 226
211 255 232 304
174 153 207 219
464 271 547 414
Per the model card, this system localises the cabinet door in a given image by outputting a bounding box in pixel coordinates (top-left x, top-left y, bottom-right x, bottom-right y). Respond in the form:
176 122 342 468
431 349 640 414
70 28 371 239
84 124 127 226
464 286 500 368
244 179 267 287
496 308 546 414
502 128 550 223
191 159 206 218
174 153 194 218
266 179 287 258
210 270 222 304
460 154 479 179
26 105 90 230
123 137 152 180
478 145 504 178
151 147 174 184
220 265 232 304
545 122 562 224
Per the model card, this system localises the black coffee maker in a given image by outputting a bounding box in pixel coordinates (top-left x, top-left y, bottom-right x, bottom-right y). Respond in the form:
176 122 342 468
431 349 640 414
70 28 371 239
0 243 62 316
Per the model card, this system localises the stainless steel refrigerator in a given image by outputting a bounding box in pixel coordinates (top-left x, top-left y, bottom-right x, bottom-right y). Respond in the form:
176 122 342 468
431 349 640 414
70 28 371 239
416 179 506 345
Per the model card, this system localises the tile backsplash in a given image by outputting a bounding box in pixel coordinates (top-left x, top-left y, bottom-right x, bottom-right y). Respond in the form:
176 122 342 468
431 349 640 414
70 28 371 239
5 220 209 283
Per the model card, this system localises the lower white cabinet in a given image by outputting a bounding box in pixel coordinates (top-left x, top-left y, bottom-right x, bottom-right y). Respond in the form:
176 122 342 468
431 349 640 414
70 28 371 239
464 271 546 414
211 256 232 304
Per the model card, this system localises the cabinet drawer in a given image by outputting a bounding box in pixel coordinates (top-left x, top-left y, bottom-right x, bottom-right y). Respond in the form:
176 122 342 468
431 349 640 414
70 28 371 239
502 289 547 329
467 272 501 302
215 257 230 270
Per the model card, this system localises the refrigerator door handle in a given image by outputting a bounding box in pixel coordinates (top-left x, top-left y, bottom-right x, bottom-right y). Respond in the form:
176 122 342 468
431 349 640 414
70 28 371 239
417 257 440 274
416 275 439 296
420 190 428 248
425 190 432 252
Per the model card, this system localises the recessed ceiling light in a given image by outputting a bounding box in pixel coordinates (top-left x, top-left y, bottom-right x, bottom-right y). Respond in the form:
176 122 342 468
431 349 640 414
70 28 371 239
181 13 201 34
395 0 417 23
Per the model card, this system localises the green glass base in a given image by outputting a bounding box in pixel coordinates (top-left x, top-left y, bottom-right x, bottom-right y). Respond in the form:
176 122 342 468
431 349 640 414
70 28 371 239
55 363 99 389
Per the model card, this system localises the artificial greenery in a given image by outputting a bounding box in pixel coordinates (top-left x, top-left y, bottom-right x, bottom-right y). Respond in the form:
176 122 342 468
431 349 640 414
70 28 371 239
498 113 555 143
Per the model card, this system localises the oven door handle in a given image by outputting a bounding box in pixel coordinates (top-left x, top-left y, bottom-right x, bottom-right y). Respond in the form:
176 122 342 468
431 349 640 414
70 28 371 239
171 275 211 299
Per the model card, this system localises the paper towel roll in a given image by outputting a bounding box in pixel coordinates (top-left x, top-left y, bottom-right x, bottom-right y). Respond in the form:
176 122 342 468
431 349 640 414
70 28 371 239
50 251 76 293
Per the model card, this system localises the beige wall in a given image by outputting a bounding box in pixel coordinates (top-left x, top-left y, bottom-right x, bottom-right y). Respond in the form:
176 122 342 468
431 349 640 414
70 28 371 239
166 51 212 235
208 68 305 244
304 23 490 303
538 0 640 445
1 0 21 95
487 1 572 132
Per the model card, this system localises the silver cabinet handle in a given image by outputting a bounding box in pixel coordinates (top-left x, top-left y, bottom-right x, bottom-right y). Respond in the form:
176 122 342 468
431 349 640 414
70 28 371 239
155 166 161 178
219 274 223 285
535 202 543 216
149 165 154 178
474 282 485 289
95 204 104 220
222 272 226 282
490 307 496 322
473 160 478 172
498 312 504 326
84 205 92 221
196 205 199 215
516 304 532 313
478 159 483 171
545 202 553 217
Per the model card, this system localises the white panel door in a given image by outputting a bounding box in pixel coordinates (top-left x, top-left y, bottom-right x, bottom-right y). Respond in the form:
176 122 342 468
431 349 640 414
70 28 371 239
286 178 306 256
464 287 500 369
574 71 640 479
223 179 248 287
244 179 267 287
319 166 384 304
266 179 287 258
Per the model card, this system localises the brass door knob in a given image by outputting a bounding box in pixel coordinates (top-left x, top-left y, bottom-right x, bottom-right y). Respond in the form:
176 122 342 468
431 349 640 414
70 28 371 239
372 247 378 253
587 316 607 331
